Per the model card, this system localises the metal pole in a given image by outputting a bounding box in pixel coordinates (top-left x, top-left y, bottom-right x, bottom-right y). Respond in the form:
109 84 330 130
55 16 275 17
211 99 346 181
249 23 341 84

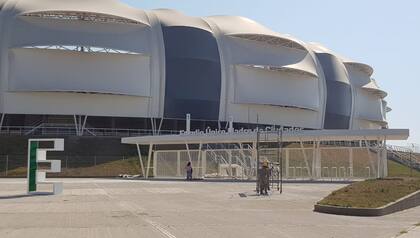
146 144 153 179
5 155 9 176
280 128 283 194
410 151 413 177
277 129 280 192
256 130 260 193
136 144 146 177
0 113 5 131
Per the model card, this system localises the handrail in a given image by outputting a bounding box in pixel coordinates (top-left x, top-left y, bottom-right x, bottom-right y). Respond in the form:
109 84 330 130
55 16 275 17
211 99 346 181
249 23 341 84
0 125 179 137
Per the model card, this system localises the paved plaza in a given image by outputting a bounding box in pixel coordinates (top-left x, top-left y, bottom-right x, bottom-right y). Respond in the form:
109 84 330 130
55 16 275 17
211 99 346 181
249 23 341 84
0 179 419 238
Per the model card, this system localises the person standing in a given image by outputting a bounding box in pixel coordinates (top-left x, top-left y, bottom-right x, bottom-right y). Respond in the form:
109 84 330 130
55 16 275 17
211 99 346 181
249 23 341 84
185 162 193 180
258 160 270 195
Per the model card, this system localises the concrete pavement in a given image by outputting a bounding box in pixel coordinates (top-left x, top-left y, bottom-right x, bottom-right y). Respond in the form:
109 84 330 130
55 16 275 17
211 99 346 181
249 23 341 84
0 179 419 238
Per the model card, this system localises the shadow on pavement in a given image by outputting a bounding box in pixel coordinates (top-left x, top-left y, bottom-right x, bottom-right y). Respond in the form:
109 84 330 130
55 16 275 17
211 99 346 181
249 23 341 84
0 192 54 200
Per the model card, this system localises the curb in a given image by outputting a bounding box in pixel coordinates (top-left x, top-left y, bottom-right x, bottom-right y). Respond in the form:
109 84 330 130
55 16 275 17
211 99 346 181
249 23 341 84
314 190 420 216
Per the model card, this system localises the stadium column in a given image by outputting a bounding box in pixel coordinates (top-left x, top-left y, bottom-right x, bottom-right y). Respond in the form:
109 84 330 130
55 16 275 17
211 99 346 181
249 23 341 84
316 53 352 129
161 25 222 121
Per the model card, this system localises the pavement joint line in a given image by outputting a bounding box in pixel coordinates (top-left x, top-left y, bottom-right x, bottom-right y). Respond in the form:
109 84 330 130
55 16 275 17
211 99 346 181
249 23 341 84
392 224 420 238
93 182 178 238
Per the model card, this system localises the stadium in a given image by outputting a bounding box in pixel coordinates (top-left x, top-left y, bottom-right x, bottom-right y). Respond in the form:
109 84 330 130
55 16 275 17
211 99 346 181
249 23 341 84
0 0 411 180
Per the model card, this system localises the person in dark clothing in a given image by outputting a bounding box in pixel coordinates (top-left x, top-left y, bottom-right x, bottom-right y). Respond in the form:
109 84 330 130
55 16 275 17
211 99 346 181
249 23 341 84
258 160 270 195
185 162 193 180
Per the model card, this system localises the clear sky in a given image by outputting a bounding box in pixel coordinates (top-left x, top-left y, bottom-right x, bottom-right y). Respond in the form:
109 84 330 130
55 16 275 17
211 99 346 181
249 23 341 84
123 0 420 146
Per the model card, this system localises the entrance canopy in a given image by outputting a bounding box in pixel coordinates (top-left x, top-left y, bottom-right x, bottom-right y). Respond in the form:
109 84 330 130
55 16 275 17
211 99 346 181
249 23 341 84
121 129 409 180
122 129 409 145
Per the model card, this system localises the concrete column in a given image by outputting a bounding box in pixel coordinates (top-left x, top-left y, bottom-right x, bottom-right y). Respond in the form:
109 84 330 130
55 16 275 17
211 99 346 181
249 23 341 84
145 144 153 179
252 142 257 177
177 151 181 177
202 150 207 177
312 143 316 179
285 149 290 178
382 141 388 177
313 142 322 178
153 151 157 178
376 141 383 178
197 142 203 177
349 148 354 178
228 150 233 177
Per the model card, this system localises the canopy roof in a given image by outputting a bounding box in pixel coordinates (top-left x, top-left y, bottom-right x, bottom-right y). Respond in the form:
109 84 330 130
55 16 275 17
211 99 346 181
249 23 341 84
122 129 409 145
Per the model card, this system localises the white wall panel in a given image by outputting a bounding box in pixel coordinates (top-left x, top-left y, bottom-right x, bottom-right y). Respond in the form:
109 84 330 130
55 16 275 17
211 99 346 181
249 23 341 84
227 37 317 76
353 119 383 130
12 0 150 26
234 65 319 110
10 17 151 54
354 88 384 122
346 64 371 87
229 103 320 129
9 48 151 97
3 92 150 118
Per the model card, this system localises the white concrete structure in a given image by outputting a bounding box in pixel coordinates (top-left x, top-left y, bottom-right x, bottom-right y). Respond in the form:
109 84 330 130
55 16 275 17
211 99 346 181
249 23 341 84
0 0 391 133
122 129 409 180
27 138 64 195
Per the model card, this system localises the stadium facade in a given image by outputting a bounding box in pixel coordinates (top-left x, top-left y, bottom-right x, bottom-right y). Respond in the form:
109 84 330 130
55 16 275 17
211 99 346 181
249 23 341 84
0 0 391 135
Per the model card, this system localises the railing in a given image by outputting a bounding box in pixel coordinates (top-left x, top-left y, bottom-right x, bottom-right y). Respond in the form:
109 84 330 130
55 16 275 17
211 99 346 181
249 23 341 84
0 126 179 137
387 144 420 154
387 145 420 171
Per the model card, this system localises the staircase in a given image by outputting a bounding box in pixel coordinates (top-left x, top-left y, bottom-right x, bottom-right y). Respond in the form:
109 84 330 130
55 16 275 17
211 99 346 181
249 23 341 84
387 145 420 172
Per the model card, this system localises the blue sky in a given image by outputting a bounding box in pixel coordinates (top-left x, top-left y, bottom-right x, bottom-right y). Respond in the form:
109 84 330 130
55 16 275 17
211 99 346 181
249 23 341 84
123 0 420 145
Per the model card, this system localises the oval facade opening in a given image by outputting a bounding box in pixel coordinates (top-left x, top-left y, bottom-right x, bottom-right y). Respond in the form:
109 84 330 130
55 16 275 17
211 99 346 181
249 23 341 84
162 26 222 120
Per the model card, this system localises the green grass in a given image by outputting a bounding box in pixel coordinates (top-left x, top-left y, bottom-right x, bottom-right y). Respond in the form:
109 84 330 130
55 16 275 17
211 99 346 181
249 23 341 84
399 230 408 235
388 160 420 178
318 178 420 208
6 158 144 177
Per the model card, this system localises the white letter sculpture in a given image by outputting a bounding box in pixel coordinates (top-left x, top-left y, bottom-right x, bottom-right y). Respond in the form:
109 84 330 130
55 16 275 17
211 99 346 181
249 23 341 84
27 139 64 195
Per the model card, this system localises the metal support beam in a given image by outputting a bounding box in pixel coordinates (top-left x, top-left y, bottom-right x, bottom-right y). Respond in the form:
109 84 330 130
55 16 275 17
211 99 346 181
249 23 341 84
146 144 153 179
228 150 233 177
73 115 79 134
0 113 5 131
73 115 88 136
382 138 388 177
185 143 192 162
349 147 354 177
312 141 322 179
285 149 290 178
197 142 203 177
177 151 181 177
299 139 312 177
365 139 378 178
312 141 317 178
377 139 382 178
157 118 164 135
136 144 146 177
150 118 156 135
81 115 88 136
202 149 207 177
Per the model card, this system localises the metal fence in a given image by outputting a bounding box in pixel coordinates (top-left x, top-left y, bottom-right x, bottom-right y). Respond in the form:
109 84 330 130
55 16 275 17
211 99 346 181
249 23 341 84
0 126 179 137
153 146 380 181
0 155 143 177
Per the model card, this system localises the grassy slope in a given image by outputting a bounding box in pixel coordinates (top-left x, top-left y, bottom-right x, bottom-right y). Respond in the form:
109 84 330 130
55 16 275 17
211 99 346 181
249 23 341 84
6 158 144 177
388 159 420 178
318 178 420 208
318 161 420 208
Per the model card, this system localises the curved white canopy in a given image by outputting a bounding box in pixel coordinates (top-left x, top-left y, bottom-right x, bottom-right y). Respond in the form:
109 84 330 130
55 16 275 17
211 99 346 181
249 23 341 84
3 0 150 26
